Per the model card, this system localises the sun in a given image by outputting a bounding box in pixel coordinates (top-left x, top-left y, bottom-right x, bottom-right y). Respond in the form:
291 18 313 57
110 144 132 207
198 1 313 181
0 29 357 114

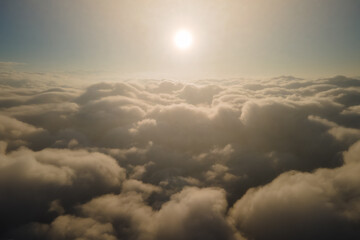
174 29 193 50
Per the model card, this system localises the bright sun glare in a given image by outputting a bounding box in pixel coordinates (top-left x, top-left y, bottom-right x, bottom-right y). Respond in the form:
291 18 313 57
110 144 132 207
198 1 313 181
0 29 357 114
174 29 193 50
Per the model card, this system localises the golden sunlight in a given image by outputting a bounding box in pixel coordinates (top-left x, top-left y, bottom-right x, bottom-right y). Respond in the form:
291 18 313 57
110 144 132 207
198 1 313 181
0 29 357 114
174 29 193 50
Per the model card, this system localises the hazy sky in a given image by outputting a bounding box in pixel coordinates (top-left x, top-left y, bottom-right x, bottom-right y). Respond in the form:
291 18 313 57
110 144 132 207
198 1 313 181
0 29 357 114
1 0 360 78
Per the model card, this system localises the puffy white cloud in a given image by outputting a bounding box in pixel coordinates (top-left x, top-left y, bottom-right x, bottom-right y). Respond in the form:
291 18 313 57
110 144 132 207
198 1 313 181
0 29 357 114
1 74 360 239
177 84 223 105
229 140 360 240
0 115 51 150
153 187 237 240
0 146 125 236
73 187 239 240
47 215 117 240
80 192 154 240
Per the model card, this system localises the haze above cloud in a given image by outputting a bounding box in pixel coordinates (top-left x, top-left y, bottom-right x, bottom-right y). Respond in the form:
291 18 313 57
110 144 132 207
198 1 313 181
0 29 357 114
1 0 360 77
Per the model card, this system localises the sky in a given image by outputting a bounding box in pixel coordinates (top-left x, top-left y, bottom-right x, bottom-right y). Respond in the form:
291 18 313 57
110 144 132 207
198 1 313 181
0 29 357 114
1 0 360 78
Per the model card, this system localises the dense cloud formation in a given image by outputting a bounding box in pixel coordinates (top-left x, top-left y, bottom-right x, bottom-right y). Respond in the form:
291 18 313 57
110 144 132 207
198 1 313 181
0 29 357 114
0 74 360 239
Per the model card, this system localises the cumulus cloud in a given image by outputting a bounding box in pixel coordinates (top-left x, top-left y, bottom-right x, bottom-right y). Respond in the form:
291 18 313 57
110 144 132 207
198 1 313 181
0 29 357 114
0 74 360 239
53 187 237 240
47 215 117 240
229 140 360 240
0 146 125 237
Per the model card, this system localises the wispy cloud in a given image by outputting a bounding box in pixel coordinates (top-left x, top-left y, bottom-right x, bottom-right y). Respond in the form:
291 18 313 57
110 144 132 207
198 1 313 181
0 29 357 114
0 62 25 70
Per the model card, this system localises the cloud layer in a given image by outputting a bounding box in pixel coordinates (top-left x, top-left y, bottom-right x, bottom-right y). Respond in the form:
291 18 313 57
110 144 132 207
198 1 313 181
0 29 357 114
0 74 360 239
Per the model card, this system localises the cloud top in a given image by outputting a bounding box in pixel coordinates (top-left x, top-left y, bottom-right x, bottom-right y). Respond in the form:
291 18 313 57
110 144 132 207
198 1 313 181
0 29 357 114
1 75 360 239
